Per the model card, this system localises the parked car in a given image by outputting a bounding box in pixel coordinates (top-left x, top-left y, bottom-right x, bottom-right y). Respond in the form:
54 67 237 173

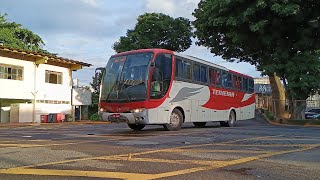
305 108 320 119
310 114 320 119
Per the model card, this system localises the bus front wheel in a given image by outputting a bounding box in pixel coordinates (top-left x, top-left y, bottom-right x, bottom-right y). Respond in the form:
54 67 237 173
127 124 145 131
220 111 236 127
164 109 183 131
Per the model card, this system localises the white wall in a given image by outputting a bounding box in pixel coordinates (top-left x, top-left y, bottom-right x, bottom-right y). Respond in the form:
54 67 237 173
72 88 92 105
36 64 72 101
0 57 35 100
0 56 73 123
0 56 72 102
9 104 33 123
18 104 33 123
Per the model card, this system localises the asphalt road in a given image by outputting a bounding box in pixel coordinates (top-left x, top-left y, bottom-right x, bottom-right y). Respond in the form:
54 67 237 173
0 114 319 180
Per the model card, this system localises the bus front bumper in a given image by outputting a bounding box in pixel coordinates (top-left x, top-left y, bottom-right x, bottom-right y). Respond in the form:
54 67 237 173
99 111 148 124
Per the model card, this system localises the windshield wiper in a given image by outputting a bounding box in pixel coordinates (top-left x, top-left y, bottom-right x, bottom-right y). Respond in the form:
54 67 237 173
118 80 145 102
105 75 120 103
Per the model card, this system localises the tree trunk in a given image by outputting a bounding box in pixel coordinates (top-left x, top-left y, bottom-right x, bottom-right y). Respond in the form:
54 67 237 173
268 74 288 119
291 100 306 120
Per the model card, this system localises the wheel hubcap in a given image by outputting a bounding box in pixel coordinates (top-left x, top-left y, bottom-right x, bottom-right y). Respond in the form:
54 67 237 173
170 113 180 127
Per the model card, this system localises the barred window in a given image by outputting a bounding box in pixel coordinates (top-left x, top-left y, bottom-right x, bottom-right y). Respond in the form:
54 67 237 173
0 64 23 80
45 70 63 84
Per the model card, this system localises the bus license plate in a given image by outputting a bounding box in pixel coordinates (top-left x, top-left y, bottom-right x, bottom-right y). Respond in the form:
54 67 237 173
112 114 121 118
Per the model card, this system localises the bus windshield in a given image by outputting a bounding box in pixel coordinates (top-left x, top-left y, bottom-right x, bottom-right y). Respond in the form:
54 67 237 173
100 52 153 102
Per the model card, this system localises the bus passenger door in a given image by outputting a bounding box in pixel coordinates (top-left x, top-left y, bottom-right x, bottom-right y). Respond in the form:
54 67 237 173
149 53 173 124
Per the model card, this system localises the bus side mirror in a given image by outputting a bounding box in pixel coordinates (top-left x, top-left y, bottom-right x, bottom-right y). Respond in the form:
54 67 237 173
95 67 105 82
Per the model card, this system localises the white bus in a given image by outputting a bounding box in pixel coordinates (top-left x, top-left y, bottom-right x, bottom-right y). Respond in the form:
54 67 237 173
98 49 255 131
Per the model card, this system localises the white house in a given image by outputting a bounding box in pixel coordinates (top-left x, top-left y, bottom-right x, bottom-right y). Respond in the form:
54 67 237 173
0 46 91 123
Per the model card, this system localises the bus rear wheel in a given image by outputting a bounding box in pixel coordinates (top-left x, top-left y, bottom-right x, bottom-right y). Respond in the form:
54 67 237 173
163 109 183 131
193 122 207 128
127 124 145 131
220 111 236 127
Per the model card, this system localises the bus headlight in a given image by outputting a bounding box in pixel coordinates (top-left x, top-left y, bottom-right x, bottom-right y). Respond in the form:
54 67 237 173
131 108 146 113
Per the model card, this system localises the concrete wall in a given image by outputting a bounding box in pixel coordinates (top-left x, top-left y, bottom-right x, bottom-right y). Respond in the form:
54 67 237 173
9 104 33 123
10 105 19 123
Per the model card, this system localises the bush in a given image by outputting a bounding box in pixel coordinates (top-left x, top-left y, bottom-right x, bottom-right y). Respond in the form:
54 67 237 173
65 114 73 122
89 112 100 121
264 110 275 120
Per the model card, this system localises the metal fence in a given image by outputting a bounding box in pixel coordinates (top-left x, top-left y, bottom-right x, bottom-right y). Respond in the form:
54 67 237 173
256 95 320 119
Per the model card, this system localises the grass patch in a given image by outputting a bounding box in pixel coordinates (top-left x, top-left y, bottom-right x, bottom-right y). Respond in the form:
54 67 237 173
287 120 310 125
287 120 320 126
260 109 275 121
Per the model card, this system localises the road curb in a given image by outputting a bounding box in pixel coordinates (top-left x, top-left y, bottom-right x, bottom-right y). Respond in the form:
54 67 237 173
0 121 110 128
258 110 320 128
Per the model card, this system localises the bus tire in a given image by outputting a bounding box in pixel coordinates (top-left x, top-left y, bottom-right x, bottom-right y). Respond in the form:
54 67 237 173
193 122 207 128
164 109 183 131
127 124 145 131
220 110 236 127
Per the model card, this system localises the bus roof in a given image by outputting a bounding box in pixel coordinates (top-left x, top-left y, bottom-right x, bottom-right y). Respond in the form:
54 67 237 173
112 48 252 79
174 52 253 79
174 52 229 71
111 48 173 57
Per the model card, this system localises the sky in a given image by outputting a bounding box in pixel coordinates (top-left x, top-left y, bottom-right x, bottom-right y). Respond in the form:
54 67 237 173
0 0 260 85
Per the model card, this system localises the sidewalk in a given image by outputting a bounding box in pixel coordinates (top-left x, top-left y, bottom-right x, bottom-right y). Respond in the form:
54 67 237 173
0 121 110 128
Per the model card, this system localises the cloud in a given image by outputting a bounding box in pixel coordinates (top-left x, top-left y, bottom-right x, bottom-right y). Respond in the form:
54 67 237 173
80 0 98 7
0 0 260 85
144 0 175 15
0 0 141 39
144 0 200 19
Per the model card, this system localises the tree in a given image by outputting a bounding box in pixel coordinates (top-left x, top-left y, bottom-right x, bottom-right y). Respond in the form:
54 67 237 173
113 13 193 53
193 0 320 119
0 13 48 53
90 71 102 105
88 71 102 119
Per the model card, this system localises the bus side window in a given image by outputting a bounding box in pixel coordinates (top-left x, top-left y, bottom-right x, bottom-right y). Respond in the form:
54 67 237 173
150 54 172 99
222 72 228 87
248 79 254 93
210 68 221 86
175 58 183 78
215 70 221 85
200 65 207 83
183 60 191 80
238 77 242 90
227 73 233 88
233 75 238 89
193 63 200 81
243 78 249 92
